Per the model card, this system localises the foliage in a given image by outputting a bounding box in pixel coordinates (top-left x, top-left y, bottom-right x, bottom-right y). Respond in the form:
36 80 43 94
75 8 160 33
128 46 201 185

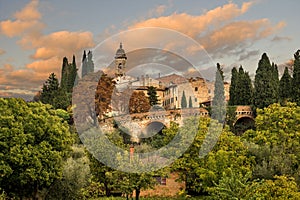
40 73 70 110
292 49 300 105
95 73 116 117
61 55 77 93
254 175 300 199
208 170 260 200
45 145 91 200
228 67 238 106
211 63 226 122
188 96 193 108
82 50 95 78
173 117 254 195
279 67 292 104
243 103 300 184
181 90 187 108
147 86 159 106
254 53 279 109
129 91 151 114
0 98 74 199
237 66 253 105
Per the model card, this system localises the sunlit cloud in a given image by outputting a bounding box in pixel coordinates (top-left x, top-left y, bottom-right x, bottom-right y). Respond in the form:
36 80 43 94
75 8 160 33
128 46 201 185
0 48 6 55
0 0 95 98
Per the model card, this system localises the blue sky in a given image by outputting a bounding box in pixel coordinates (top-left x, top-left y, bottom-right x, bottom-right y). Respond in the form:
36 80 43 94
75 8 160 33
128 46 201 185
0 0 299 100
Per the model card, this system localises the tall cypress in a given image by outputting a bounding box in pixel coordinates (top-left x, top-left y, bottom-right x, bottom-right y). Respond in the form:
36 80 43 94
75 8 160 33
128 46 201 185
87 51 94 74
228 67 238 106
60 57 69 90
292 50 300 105
254 53 278 109
81 50 87 77
188 96 193 108
181 90 187 108
237 66 253 105
279 67 292 103
211 63 226 122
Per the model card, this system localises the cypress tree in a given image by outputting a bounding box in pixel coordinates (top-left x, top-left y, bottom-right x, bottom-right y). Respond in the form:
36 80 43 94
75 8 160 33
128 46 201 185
147 86 159 106
236 66 253 105
40 73 59 106
81 50 87 77
60 57 69 90
279 67 292 104
188 96 193 108
181 90 187 108
292 50 300 105
211 63 226 122
228 67 238 106
68 55 77 91
87 50 94 74
254 53 278 109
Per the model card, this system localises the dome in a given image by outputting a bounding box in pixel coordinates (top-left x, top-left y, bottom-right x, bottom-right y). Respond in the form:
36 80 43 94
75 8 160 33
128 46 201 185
115 43 127 59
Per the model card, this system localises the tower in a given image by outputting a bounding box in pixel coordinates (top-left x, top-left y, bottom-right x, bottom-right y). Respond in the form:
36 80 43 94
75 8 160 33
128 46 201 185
115 43 127 78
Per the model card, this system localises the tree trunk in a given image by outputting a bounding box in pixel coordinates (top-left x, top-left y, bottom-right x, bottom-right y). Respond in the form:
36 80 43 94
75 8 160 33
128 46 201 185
135 188 140 200
33 181 39 200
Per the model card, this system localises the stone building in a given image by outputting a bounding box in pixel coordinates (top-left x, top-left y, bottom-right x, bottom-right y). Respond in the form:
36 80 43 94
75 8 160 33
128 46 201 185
112 43 229 112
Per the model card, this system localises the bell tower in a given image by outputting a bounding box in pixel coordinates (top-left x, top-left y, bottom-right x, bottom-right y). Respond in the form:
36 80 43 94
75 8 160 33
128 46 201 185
115 43 127 78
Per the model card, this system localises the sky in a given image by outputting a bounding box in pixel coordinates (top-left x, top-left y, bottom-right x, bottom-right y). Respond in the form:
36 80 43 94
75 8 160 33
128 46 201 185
0 0 299 100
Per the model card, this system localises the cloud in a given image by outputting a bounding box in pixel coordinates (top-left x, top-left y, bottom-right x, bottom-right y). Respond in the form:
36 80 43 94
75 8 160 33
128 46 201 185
0 0 44 38
14 0 41 20
130 1 253 37
0 0 95 98
238 50 260 61
127 1 284 60
0 48 6 55
271 35 292 42
148 5 167 17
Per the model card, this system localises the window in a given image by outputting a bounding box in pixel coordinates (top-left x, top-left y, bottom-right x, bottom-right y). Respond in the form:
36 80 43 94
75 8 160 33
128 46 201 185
195 87 198 91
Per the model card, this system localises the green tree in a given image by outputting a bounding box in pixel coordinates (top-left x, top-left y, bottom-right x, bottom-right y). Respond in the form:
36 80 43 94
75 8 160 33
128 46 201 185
0 98 73 199
243 103 300 184
254 53 279 109
87 51 94 74
188 96 193 108
81 50 88 77
211 63 226 122
279 67 292 104
45 145 91 200
61 55 77 93
292 50 300 105
181 90 187 108
147 86 159 106
228 67 238 106
173 117 254 195
236 66 253 105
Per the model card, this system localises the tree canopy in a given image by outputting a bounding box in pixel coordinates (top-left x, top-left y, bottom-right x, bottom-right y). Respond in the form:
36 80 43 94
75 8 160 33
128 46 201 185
0 98 74 199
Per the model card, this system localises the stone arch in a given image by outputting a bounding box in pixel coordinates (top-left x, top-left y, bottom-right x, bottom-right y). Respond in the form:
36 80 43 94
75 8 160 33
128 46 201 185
234 116 255 136
144 121 166 137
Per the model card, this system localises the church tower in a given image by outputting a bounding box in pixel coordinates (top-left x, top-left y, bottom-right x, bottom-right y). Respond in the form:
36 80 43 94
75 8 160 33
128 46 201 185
115 43 127 78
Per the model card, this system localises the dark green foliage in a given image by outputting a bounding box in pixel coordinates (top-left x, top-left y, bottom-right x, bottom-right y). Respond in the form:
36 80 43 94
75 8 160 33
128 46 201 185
279 67 292 103
188 96 193 108
81 50 87 77
181 90 187 108
147 86 159 106
0 98 73 199
228 67 238 106
292 50 300 105
243 103 300 184
40 73 70 110
237 66 253 105
211 63 226 122
87 51 94 74
81 50 94 78
254 53 279 109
